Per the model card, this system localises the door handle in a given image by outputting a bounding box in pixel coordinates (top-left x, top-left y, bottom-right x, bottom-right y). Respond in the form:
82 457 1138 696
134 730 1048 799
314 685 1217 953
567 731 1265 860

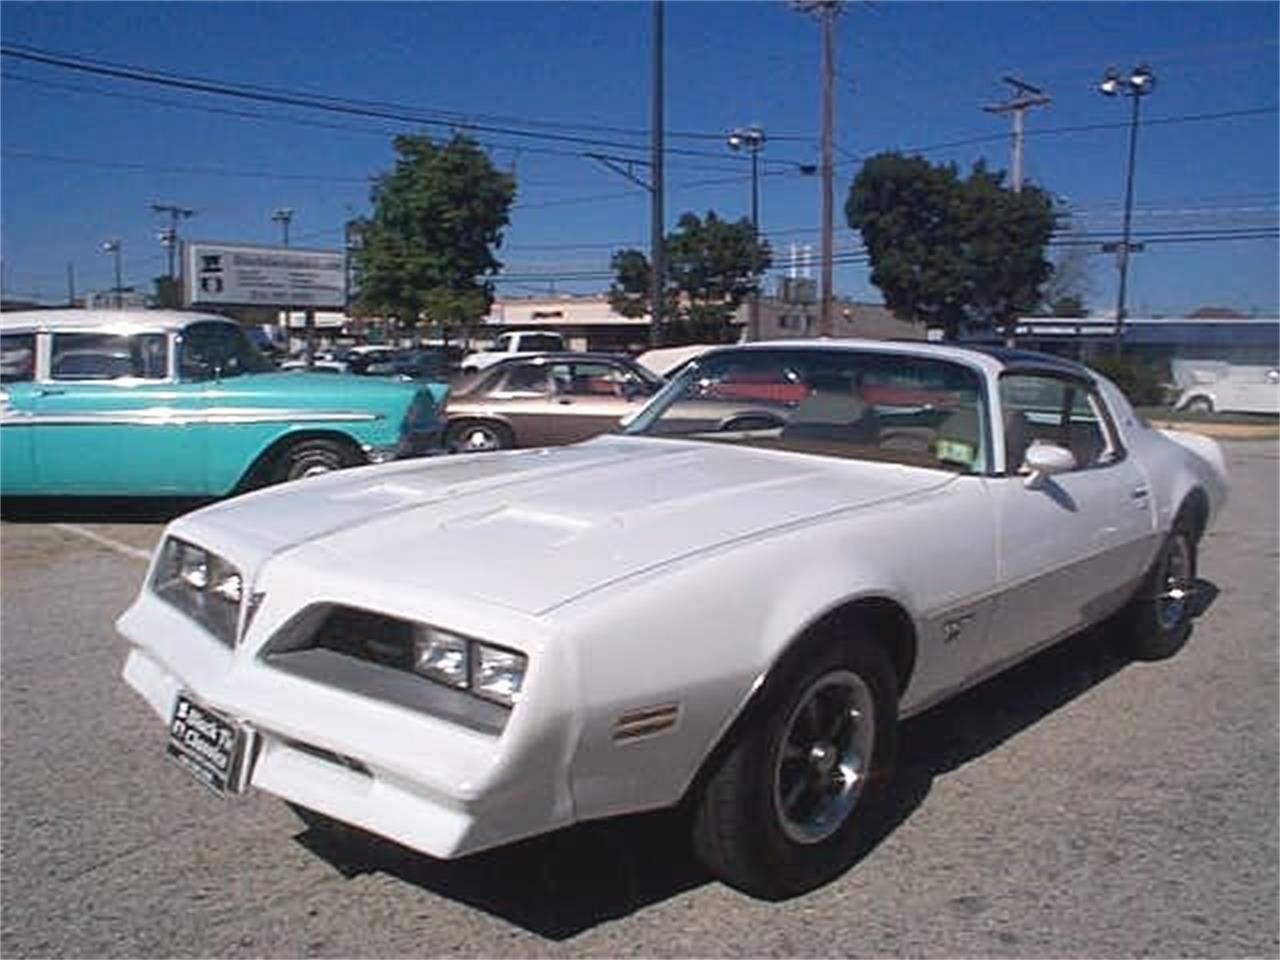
557 397 573 405
1131 486 1149 500
34 387 66 397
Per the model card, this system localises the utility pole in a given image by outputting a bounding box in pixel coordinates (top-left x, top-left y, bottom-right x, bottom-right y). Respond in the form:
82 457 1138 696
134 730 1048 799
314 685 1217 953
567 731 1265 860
982 76 1050 193
648 0 665 347
794 1 844 337
272 208 294 246
151 203 194 279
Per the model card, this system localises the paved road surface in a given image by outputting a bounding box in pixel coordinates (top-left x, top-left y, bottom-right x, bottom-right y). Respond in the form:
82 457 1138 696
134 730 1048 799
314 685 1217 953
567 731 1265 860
2 440 1276 958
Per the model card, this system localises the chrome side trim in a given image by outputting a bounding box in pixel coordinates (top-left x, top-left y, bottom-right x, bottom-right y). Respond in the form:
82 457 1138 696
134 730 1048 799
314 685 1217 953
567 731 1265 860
0 407 382 427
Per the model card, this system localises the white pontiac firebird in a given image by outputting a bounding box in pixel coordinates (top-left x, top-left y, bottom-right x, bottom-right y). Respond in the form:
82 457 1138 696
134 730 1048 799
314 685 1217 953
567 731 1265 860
119 340 1229 899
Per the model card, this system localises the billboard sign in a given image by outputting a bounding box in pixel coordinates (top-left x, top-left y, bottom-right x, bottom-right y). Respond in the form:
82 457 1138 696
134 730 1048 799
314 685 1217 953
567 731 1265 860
184 241 346 309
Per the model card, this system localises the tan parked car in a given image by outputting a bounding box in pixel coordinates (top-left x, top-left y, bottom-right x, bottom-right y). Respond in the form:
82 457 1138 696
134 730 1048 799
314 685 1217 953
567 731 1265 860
443 352 663 452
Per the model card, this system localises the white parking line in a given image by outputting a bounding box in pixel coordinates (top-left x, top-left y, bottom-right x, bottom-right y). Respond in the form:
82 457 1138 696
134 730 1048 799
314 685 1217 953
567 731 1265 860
52 523 153 563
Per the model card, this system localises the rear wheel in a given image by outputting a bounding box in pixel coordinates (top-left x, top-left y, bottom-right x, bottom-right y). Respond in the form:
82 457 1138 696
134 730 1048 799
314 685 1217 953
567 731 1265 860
691 634 898 899
272 438 355 483
445 419 512 453
1185 396 1214 414
1120 511 1199 661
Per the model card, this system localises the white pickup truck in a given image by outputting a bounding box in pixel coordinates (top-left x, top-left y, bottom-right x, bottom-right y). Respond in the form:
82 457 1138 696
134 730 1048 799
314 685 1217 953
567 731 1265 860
459 330 566 374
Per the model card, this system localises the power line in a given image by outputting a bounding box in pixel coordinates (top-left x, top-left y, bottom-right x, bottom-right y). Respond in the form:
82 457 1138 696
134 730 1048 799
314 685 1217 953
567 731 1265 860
0 43 814 169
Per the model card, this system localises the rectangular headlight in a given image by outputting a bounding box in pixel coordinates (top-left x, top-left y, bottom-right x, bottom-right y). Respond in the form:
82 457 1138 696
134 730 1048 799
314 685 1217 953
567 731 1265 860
411 627 469 688
471 643 527 707
152 537 242 646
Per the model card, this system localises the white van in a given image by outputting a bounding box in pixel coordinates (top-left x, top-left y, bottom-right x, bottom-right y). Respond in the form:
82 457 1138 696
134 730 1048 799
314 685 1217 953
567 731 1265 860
1173 359 1279 414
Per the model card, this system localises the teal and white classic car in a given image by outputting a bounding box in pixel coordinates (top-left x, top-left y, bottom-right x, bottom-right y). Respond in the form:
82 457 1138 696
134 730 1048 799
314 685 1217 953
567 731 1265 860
0 310 448 496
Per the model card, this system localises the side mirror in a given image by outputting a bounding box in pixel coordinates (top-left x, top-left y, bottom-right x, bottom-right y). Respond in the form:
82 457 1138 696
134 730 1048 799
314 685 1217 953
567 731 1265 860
1023 442 1076 489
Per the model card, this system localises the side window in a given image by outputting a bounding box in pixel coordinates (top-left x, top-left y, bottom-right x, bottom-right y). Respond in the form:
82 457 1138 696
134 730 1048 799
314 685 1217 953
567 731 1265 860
999 374 1119 473
566 362 627 396
50 333 167 381
180 322 270 380
494 362 552 395
1 333 36 383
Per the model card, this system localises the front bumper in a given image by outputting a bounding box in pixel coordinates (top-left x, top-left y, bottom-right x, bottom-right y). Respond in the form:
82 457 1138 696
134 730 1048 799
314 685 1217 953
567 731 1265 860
117 590 573 859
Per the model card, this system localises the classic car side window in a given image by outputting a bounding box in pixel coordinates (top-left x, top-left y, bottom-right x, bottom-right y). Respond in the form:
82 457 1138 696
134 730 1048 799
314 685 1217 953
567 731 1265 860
50 333 168 381
493 363 552 395
180 322 274 381
1 333 36 382
999 374 1120 473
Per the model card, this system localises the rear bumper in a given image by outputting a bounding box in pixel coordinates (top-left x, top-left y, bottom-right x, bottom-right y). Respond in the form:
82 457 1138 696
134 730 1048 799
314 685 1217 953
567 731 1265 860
363 427 443 464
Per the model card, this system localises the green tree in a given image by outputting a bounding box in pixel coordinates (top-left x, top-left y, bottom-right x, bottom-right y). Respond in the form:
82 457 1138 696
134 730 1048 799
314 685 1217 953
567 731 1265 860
354 134 515 333
846 152 1054 339
152 275 182 309
609 211 771 344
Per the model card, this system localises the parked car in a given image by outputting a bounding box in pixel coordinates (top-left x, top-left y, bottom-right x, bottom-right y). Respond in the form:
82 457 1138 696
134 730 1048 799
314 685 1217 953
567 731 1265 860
442 352 663 452
1172 359 1280 414
458 330 566 375
365 348 449 382
119 340 1227 899
0 310 448 496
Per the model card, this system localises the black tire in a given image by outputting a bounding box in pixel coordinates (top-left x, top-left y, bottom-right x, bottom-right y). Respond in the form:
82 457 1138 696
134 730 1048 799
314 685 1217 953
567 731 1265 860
272 437 354 484
1120 511 1199 661
691 633 898 900
445 419 512 454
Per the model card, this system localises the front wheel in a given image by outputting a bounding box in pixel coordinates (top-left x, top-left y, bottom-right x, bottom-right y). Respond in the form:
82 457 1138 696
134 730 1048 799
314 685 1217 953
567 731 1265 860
1184 396 1214 414
1120 512 1199 661
691 635 898 899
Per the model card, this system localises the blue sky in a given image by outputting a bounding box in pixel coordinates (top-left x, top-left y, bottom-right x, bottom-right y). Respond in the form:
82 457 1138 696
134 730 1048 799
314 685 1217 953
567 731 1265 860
2 1 1277 318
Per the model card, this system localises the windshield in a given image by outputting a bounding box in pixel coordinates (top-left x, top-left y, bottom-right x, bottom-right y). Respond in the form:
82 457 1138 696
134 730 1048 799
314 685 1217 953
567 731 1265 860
623 348 990 473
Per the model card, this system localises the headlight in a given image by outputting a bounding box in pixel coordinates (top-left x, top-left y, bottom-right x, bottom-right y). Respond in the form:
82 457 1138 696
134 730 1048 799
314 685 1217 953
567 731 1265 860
412 627 469 689
471 644 526 707
152 537 243 646
410 625 527 707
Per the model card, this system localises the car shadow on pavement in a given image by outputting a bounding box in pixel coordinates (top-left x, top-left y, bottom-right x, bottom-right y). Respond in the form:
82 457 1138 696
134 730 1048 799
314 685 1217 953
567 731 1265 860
290 580 1218 940
0 495 213 524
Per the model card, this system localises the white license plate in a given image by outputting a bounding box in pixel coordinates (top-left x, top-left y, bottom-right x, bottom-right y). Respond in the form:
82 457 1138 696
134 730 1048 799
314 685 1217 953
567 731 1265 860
166 693 256 795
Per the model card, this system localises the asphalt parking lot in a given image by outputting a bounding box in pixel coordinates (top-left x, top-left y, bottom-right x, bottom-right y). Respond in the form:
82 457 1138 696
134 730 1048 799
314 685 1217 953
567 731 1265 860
1 439 1277 959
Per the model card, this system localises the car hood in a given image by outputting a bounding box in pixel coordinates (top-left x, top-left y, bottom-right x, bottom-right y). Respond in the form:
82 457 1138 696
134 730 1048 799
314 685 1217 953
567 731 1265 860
175 436 956 616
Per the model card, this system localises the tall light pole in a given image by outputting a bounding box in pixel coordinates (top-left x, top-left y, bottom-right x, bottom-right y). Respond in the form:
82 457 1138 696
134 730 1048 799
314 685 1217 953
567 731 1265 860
101 239 123 308
151 203 194 280
728 124 766 341
272 207 294 246
1098 63 1155 348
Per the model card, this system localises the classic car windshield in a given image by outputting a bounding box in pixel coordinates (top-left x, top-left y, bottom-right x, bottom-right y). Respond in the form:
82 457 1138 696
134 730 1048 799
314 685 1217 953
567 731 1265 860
624 348 990 473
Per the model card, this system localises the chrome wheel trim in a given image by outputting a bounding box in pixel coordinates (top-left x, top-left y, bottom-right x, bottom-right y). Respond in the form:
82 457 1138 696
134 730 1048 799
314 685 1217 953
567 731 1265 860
1155 532 1194 632
773 669 875 845
298 463 334 478
460 426 501 451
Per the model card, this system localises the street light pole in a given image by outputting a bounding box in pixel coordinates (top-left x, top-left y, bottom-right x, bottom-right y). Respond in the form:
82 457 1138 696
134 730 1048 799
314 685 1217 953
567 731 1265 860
1098 63 1155 349
728 124 766 341
101 239 122 308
